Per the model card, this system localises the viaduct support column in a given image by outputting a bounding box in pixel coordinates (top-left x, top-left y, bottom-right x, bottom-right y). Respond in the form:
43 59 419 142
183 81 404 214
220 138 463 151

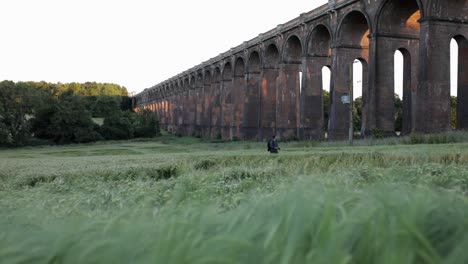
329 46 369 140
170 95 176 133
221 77 234 140
211 80 222 139
161 100 167 130
373 35 419 136
260 67 279 140
329 47 353 140
187 88 196 137
195 84 203 137
302 56 329 140
176 93 183 136
202 80 212 138
414 20 452 133
233 75 245 140
277 63 300 139
243 71 261 140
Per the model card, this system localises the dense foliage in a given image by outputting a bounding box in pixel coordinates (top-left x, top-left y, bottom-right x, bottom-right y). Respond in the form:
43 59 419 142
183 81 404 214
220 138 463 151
0 81 159 147
0 135 467 263
451 96 457 129
0 81 36 146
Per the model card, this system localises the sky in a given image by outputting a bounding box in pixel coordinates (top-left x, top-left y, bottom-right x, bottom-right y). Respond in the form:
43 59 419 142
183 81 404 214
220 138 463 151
0 0 327 94
0 0 458 96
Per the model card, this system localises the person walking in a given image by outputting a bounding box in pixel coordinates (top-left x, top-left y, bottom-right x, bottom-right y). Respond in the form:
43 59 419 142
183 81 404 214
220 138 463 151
267 135 280 154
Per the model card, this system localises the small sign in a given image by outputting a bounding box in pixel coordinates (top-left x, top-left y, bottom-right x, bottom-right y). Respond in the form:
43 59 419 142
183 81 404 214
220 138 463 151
341 94 351 104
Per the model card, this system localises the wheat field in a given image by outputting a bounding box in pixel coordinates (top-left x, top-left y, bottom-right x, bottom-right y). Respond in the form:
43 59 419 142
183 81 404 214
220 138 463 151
1 133 467 264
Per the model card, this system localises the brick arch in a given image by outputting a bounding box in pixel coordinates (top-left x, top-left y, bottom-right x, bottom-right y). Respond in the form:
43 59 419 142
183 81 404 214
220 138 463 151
307 24 332 57
175 80 182 93
190 75 196 88
197 72 203 86
234 57 245 77
213 67 221 83
222 62 233 80
337 10 372 47
183 77 189 90
247 51 261 73
283 35 303 63
376 0 422 36
264 43 280 68
204 69 212 84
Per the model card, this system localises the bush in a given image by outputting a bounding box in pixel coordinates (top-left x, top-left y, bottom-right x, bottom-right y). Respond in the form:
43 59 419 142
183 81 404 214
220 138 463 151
134 109 160 138
99 111 136 140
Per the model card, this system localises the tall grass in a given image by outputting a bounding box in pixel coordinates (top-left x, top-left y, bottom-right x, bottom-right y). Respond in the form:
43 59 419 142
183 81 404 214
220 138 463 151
0 137 467 263
1 183 467 264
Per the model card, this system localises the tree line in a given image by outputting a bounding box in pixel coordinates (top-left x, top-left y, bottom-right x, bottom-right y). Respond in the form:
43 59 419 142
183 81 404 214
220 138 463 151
0 81 159 147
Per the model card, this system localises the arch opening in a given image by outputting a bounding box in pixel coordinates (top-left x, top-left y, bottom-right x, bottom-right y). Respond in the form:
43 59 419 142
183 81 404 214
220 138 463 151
234 58 245 77
339 11 370 47
393 49 412 134
308 25 331 57
353 59 365 134
322 66 331 133
214 68 221 83
204 70 212 84
265 44 280 68
284 35 303 63
223 62 233 80
197 73 203 87
378 0 421 36
248 52 261 73
190 76 196 89
451 36 468 130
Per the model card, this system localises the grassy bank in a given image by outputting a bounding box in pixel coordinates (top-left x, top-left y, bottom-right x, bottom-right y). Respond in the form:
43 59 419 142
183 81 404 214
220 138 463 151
0 133 467 263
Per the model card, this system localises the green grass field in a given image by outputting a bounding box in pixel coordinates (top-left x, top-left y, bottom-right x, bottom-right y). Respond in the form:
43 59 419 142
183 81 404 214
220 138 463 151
1 133 468 264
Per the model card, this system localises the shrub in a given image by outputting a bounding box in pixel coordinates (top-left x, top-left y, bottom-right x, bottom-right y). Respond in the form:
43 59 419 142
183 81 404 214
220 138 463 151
134 109 160 138
99 111 136 140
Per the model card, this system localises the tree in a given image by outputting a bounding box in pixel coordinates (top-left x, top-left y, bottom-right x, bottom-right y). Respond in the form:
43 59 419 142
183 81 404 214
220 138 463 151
0 81 35 147
31 91 100 144
451 96 457 129
91 96 121 117
394 94 403 132
353 96 362 133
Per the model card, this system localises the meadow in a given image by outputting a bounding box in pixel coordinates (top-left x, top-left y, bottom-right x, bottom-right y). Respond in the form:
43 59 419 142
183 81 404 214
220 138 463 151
1 132 468 264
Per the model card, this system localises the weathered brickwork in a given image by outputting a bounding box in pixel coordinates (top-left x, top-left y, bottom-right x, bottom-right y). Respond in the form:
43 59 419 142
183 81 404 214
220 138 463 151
134 0 468 140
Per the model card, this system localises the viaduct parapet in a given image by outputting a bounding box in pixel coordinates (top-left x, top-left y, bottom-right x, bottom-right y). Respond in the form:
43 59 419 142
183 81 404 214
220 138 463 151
133 0 468 140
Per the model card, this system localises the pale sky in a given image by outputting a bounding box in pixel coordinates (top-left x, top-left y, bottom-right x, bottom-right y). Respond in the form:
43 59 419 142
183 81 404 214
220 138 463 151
0 0 326 94
0 0 457 96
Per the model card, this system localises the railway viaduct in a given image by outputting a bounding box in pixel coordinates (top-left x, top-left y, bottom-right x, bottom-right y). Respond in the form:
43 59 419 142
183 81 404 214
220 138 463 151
133 0 468 141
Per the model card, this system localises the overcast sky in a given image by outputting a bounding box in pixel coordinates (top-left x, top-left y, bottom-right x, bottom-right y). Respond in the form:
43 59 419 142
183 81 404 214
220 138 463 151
0 0 458 96
0 0 327 94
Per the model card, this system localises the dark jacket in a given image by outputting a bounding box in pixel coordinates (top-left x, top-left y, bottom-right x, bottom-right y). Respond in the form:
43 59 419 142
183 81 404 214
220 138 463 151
267 139 279 153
